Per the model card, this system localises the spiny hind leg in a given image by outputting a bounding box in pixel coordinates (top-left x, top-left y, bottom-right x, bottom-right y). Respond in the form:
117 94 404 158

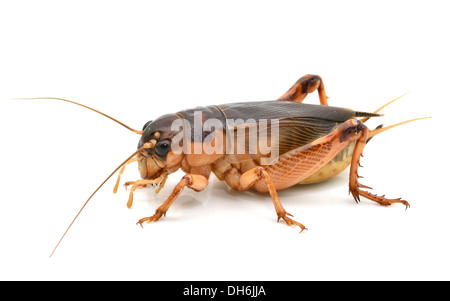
348 126 410 209
233 119 372 230
278 74 328 105
239 167 307 232
137 174 209 226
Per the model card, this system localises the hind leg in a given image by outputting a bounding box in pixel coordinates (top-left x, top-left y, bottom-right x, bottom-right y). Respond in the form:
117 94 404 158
235 119 370 230
278 74 328 105
348 126 410 209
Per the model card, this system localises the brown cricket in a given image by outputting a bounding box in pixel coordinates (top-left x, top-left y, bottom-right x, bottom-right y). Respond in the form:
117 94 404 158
17 74 428 256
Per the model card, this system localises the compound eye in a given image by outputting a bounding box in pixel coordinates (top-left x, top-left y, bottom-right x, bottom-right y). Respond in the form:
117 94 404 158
155 140 171 156
142 120 153 131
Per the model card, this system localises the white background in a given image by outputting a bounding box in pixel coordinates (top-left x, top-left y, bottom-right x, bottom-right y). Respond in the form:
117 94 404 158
0 0 448 280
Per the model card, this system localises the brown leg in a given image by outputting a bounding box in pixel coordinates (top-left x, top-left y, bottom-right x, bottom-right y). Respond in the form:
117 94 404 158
239 167 307 232
124 171 168 208
223 167 243 191
136 174 209 226
278 74 328 105
349 127 410 209
233 119 371 230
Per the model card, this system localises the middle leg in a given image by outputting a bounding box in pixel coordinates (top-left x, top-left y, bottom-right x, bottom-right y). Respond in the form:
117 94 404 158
238 166 307 231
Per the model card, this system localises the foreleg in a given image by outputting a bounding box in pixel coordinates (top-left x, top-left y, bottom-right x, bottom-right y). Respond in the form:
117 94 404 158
136 174 209 226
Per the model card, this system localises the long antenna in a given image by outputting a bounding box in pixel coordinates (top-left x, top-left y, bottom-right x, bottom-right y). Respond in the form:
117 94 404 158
49 142 154 257
13 97 143 135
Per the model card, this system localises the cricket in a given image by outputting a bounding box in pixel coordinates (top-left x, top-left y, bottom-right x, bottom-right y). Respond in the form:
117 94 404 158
16 74 429 256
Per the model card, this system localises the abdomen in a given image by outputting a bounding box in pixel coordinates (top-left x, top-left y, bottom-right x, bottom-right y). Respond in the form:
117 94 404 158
298 142 355 184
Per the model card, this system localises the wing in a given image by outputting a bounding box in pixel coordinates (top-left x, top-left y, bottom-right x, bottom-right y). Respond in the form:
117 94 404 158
216 100 376 164
216 100 373 123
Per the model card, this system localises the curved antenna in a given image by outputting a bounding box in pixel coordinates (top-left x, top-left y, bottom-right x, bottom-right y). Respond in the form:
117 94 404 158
49 142 154 257
13 97 143 135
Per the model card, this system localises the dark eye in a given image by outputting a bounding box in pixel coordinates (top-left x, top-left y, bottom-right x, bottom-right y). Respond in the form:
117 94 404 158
155 140 171 156
142 120 153 131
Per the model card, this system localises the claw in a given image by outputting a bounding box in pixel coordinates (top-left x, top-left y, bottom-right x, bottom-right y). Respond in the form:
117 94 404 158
124 181 135 190
299 227 308 234
357 189 411 209
277 211 307 232
136 210 164 226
